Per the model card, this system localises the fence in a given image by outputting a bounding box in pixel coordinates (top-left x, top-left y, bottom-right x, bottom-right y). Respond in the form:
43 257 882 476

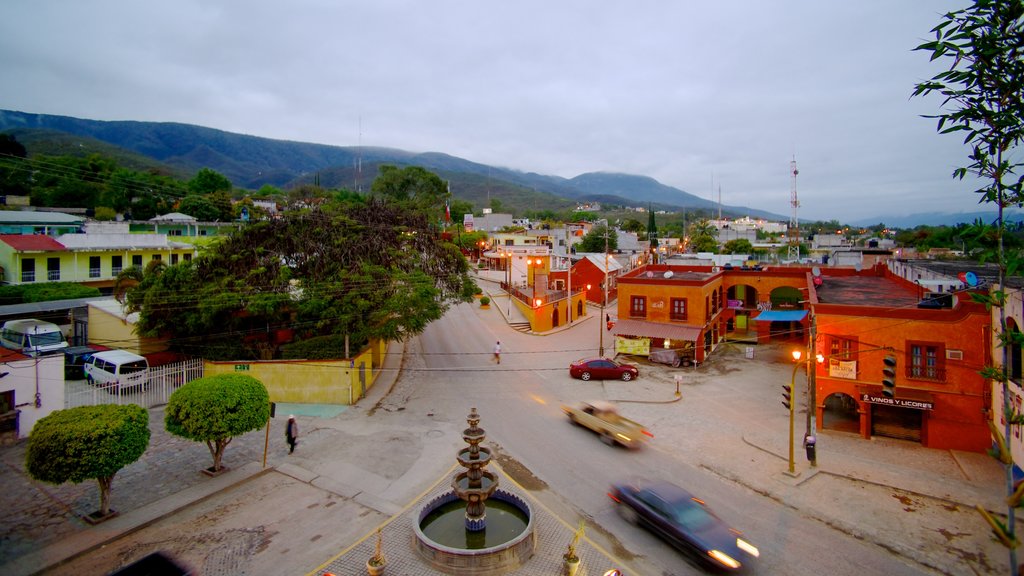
64 358 205 409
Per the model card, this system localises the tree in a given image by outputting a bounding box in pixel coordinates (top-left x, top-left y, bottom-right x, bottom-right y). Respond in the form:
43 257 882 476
914 2 1024 571
187 168 232 196
124 197 475 358
177 195 220 221
621 218 645 234
577 223 618 252
722 239 753 254
370 165 447 217
689 219 719 253
165 373 270 472
25 404 149 517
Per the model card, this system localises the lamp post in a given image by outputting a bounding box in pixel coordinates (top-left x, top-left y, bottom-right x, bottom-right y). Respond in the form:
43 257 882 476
786 351 803 476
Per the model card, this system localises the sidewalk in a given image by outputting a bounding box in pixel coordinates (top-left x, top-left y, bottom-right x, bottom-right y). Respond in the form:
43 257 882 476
0 329 1014 576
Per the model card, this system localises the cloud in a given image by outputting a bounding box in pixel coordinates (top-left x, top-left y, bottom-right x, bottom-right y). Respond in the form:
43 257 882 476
0 0 980 221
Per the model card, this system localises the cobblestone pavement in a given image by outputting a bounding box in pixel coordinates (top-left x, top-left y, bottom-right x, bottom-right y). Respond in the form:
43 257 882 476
0 406 271 563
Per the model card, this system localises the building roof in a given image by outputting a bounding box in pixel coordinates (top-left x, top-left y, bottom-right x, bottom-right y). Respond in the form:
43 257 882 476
150 212 197 222
0 211 83 225
814 275 920 308
580 254 624 272
56 233 193 250
0 234 66 252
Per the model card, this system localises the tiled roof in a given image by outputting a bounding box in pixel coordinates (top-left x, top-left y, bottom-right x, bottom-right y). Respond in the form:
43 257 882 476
0 234 66 252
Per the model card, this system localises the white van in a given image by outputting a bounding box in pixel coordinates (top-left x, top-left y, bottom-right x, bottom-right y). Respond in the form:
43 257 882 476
0 319 69 356
84 350 149 392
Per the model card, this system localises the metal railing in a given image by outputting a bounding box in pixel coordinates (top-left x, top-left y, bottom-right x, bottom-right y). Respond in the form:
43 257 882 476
65 358 205 409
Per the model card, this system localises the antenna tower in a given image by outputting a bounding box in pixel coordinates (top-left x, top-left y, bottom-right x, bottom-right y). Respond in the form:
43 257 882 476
355 116 363 192
787 156 800 261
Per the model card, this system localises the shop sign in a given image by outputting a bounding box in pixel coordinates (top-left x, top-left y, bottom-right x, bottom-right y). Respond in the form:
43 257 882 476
616 337 651 356
828 360 857 380
860 393 933 410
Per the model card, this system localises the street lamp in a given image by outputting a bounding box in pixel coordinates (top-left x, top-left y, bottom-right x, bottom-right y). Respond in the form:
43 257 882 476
787 349 824 475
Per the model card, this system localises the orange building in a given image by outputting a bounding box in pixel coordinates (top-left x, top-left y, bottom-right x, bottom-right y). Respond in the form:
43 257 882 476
612 262 992 452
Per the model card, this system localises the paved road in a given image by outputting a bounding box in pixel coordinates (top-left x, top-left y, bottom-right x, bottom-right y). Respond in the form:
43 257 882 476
0 292 1015 575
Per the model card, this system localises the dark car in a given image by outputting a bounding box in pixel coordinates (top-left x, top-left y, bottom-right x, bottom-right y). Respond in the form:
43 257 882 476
569 357 639 381
62 345 96 380
609 479 759 571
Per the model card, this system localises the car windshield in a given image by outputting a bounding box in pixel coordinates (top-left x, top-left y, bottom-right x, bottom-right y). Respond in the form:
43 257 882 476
670 499 716 531
28 332 64 347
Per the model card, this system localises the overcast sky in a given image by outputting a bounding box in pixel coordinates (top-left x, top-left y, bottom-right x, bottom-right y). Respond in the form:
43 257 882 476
0 1 986 222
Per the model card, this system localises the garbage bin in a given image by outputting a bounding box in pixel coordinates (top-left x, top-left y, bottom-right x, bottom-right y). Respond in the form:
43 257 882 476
804 434 817 462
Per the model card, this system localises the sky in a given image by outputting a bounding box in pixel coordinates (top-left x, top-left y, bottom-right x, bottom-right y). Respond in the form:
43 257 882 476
0 1 988 222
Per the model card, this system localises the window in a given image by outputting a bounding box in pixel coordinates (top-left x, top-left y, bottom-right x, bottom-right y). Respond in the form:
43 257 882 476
670 298 687 321
89 256 101 278
112 255 123 276
909 341 945 381
132 255 143 268
47 258 60 281
183 253 192 262
828 335 858 360
630 296 647 318
171 253 179 265
21 259 35 282
152 254 162 262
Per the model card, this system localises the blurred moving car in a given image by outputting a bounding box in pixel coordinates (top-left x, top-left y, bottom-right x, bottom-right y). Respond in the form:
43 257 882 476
648 348 697 368
608 479 759 571
562 400 653 449
569 357 639 381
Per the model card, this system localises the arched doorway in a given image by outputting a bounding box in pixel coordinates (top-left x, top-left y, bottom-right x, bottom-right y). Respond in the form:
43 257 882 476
551 306 560 328
822 392 859 433
577 300 583 320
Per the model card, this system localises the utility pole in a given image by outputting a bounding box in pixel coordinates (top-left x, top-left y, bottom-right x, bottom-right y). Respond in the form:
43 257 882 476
599 224 609 356
787 156 800 262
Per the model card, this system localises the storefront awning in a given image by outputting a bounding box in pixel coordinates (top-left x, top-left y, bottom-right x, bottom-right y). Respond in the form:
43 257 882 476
752 310 808 322
611 319 701 342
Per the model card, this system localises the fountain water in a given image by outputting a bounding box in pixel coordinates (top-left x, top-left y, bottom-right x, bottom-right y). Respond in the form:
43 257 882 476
413 408 536 575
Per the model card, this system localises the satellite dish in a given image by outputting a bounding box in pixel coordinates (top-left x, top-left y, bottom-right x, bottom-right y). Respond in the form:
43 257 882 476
712 266 720 273
811 266 821 277
958 272 967 283
664 271 674 279
645 271 654 278
965 271 979 287
854 262 862 272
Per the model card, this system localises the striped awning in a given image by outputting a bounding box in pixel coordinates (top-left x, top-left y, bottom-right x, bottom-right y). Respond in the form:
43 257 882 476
610 319 702 342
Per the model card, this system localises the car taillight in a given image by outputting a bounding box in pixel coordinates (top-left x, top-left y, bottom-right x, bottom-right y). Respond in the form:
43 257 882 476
608 491 621 503
641 430 654 438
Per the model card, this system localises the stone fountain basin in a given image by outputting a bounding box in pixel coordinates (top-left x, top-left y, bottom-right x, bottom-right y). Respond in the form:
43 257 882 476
456 446 492 467
414 489 536 576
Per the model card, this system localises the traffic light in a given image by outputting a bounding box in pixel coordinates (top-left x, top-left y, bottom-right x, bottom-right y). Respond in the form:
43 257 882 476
882 355 897 398
781 384 792 410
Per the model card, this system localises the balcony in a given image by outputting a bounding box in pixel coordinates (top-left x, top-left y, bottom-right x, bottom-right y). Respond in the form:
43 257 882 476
47 270 60 281
20 271 34 283
89 267 102 278
907 366 945 382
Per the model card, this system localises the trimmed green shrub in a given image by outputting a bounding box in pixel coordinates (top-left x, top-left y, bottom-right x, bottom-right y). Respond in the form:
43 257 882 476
480 296 491 306
26 404 150 516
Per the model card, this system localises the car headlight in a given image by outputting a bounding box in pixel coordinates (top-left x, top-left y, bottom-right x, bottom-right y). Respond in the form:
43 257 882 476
737 538 759 557
707 550 741 569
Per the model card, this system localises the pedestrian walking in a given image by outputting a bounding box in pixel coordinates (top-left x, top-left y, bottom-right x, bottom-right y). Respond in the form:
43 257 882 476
493 341 501 364
285 415 299 454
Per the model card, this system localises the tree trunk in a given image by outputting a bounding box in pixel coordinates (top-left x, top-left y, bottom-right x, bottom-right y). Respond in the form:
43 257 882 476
206 437 231 471
97 475 114 516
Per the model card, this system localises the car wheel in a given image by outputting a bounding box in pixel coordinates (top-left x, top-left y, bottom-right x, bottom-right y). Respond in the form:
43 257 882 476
672 357 682 368
581 372 592 381
621 372 633 381
618 503 639 524
600 432 616 446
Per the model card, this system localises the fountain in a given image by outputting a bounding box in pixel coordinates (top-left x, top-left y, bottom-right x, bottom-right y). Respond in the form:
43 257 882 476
413 408 536 575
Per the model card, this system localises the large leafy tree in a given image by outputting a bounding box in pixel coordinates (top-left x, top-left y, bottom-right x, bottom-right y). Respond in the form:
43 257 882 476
187 167 232 196
371 165 447 217
26 404 150 517
577 223 618 252
126 196 475 358
914 1 1024 570
165 373 270 472
688 219 719 253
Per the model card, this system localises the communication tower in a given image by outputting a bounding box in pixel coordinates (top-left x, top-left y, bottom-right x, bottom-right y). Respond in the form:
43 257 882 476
787 157 800 261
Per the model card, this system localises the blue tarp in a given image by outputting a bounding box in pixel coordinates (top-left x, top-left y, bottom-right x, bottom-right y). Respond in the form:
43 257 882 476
753 310 808 322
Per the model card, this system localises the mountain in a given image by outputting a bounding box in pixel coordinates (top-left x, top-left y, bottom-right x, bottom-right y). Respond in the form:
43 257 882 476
849 211 1023 228
0 109 784 219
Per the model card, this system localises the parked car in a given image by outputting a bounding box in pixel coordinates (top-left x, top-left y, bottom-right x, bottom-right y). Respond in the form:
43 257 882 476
62 346 96 380
0 318 69 356
609 479 760 571
562 400 652 448
84 349 150 393
569 357 639 381
649 348 697 368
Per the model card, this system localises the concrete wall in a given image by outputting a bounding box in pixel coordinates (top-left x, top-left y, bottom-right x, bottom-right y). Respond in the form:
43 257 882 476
1 355 64 439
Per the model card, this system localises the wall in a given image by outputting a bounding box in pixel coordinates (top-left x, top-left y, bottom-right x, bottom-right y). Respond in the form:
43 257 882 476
0 354 64 439
87 302 168 355
204 343 380 405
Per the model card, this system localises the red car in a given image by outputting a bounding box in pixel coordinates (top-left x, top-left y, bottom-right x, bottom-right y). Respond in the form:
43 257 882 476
569 357 639 381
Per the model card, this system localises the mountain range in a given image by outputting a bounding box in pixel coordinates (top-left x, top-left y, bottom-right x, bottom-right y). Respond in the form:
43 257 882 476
0 109 1009 227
